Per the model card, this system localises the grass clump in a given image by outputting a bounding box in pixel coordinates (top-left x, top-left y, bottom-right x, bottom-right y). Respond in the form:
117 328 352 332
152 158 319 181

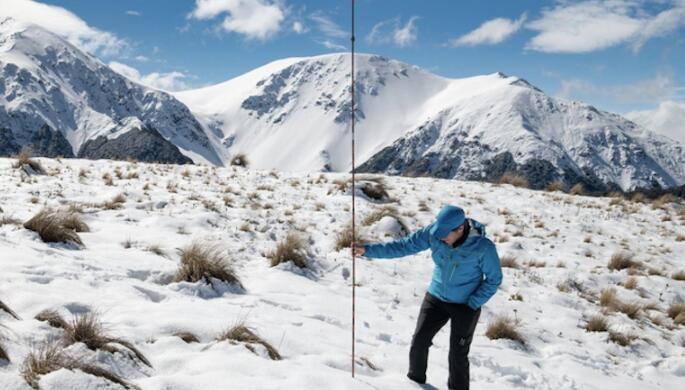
599 288 618 308
63 312 151 368
0 343 8 362
569 183 585 196
584 315 609 332
608 252 641 271
498 173 529 188
0 299 20 320
21 342 140 390
545 180 565 192
35 309 68 329
175 241 243 288
217 324 281 360
173 331 200 344
334 223 365 251
608 331 636 346
13 148 45 175
1 215 22 226
499 255 519 269
267 233 309 269
668 303 685 325
23 209 88 246
623 276 638 290
359 178 390 202
230 153 249 168
484 315 524 343
672 270 685 281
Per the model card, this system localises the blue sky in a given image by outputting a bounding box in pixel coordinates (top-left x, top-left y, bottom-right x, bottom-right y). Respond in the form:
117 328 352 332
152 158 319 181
4 0 685 115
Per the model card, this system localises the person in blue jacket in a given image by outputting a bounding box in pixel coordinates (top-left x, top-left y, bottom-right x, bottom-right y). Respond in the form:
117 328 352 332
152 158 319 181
353 205 502 390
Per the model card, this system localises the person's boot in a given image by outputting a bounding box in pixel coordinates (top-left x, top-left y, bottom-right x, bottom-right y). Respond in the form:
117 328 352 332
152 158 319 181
407 372 426 384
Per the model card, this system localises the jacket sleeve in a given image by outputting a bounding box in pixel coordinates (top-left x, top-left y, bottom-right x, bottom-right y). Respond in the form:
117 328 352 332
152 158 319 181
466 242 503 309
363 225 431 259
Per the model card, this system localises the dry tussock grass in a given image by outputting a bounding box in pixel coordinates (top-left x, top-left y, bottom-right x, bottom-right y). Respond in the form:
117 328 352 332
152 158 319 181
35 309 68 329
668 303 685 324
175 242 243 288
498 173 529 188
230 153 249 167
608 252 641 271
569 183 585 196
334 223 366 251
1 214 23 226
0 342 8 362
608 331 636 346
623 276 638 290
217 324 281 360
652 194 680 210
63 312 151 368
13 149 45 175
545 181 565 192
584 315 609 332
599 288 643 319
23 209 88 246
0 299 20 320
499 255 519 269
21 342 140 390
485 315 525 343
267 233 309 268
173 331 200 344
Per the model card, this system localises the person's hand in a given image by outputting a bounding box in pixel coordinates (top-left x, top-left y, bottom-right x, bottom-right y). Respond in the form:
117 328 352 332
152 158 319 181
352 243 365 257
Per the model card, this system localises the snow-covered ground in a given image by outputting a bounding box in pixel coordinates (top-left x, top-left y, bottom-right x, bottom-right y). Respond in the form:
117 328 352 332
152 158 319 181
0 157 684 390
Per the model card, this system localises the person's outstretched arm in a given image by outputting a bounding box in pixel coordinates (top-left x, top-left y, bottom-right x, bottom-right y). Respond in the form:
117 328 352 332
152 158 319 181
360 225 432 259
466 242 503 309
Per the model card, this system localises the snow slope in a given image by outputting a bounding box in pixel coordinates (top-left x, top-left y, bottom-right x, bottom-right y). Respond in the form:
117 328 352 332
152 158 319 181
1 157 684 389
0 18 220 164
176 53 685 191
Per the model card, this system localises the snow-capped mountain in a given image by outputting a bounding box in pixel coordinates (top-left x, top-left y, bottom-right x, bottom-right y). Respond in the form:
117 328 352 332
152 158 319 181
1 15 683 191
176 54 685 191
0 18 219 165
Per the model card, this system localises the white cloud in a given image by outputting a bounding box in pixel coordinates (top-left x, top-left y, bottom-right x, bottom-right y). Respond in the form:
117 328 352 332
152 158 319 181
450 13 526 47
109 61 191 92
292 21 306 34
393 17 419 47
632 5 685 51
126 10 141 17
526 0 685 53
557 73 681 104
626 100 685 145
188 0 285 41
0 0 127 57
309 12 347 38
316 40 346 51
367 16 419 47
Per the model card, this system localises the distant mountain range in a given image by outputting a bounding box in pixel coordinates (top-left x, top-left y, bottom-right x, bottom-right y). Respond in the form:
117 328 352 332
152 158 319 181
2 17 684 192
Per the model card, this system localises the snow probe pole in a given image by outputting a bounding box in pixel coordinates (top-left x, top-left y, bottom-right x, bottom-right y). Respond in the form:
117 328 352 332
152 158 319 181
350 0 357 379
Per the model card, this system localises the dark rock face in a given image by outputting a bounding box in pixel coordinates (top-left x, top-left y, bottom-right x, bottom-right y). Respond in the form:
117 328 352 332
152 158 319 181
0 125 74 158
29 125 74 158
78 126 192 164
358 139 617 193
0 128 20 156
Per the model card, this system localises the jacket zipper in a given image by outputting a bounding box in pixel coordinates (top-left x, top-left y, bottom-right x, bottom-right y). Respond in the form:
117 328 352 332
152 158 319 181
443 252 455 297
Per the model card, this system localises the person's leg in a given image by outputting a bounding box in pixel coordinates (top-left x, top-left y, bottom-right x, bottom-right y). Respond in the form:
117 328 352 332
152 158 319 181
445 304 481 390
407 293 449 384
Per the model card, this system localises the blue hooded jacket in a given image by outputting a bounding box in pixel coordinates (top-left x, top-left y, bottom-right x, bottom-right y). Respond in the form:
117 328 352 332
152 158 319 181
363 206 503 310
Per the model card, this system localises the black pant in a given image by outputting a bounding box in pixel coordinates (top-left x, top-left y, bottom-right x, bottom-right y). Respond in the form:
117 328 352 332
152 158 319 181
408 292 481 390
